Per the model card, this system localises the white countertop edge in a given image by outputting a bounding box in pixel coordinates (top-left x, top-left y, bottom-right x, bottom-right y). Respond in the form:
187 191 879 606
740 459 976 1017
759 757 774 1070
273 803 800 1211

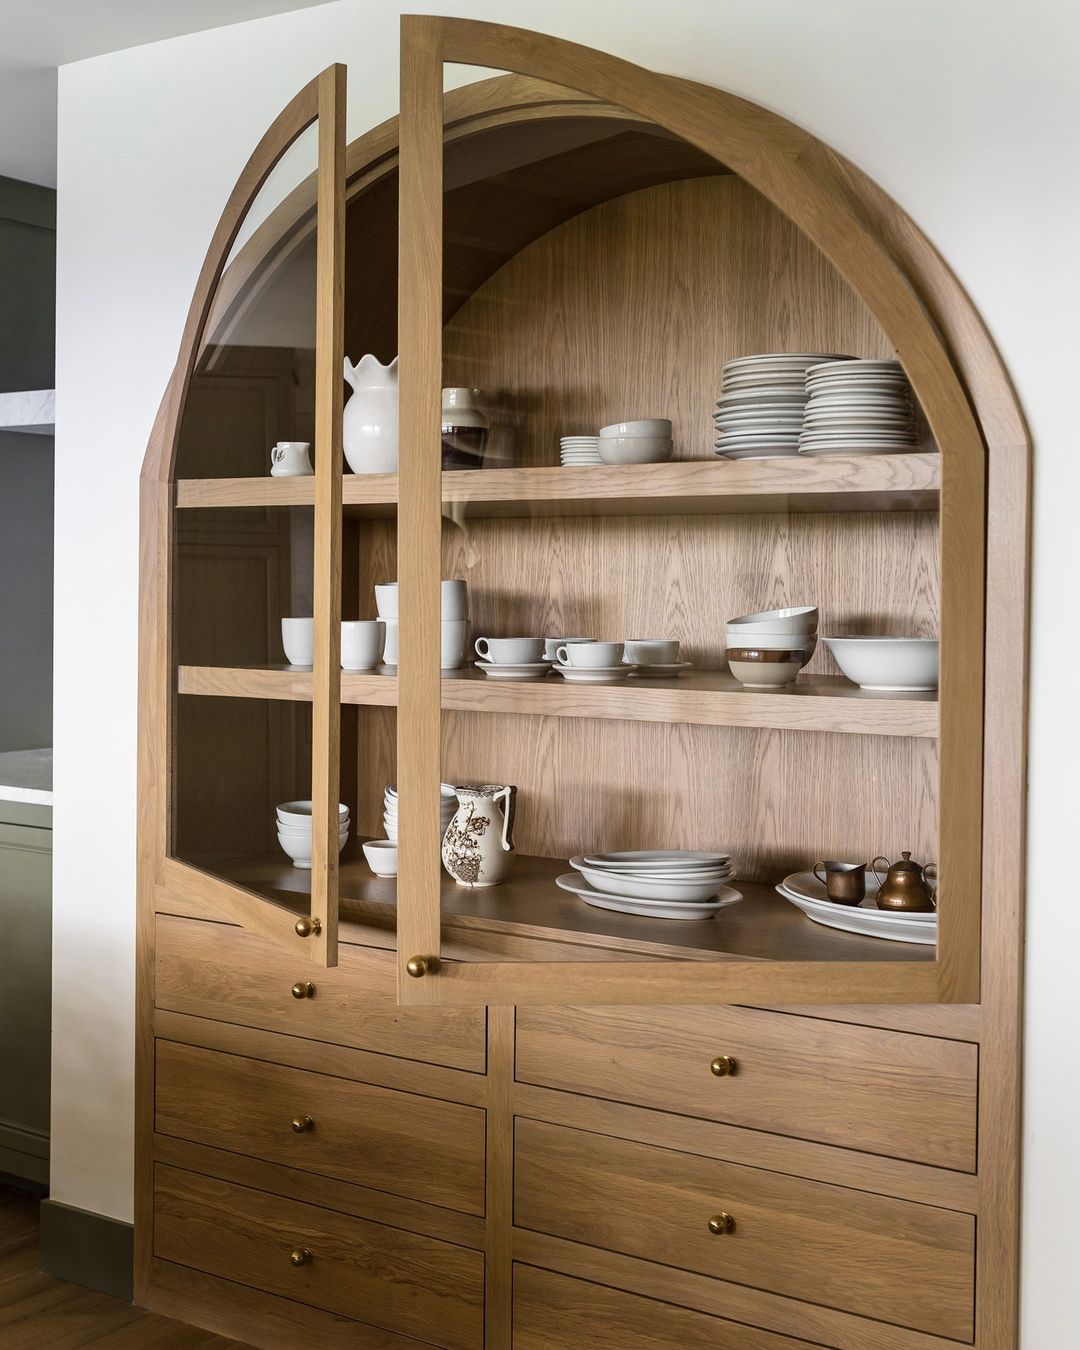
0 784 53 805
0 388 56 435
0 748 53 804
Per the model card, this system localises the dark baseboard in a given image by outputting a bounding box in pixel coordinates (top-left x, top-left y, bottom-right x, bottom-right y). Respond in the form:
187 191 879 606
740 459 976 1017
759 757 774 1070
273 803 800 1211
39 1198 133 1300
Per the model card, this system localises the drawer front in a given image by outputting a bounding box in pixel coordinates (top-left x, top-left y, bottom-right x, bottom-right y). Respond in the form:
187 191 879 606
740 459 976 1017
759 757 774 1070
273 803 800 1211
514 1119 974 1340
514 1265 825 1350
516 1004 977 1170
156 914 485 1072
154 1165 483 1350
156 1041 486 1215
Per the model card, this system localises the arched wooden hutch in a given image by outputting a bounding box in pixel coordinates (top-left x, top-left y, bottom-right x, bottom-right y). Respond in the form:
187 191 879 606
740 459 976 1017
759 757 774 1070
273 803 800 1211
137 17 1027 1349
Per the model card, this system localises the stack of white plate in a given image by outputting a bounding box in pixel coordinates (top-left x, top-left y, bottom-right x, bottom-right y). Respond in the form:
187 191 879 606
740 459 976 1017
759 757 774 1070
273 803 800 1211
799 359 921 456
557 850 741 920
776 871 936 944
383 783 458 844
560 436 601 466
714 353 849 460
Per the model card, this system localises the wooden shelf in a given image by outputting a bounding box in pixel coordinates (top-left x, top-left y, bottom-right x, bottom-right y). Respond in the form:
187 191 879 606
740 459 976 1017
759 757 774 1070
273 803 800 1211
176 849 934 966
178 664 938 737
175 453 941 519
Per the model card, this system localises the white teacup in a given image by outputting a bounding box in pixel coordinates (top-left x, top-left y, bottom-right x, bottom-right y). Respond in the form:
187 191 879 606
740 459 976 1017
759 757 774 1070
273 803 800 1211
475 636 545 665
624 638 679 665
557 640 624 667
442 618 468 668
544 636 592 661
374 579 469 622
270 441 313 477
281 617 314 666
341 619 385 671
383 619 398 666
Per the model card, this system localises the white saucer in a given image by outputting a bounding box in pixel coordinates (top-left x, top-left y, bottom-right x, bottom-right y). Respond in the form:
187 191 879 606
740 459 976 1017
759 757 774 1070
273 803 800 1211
553 663 635 682
557 872 743 920
475 660 554 679
627 660 693 676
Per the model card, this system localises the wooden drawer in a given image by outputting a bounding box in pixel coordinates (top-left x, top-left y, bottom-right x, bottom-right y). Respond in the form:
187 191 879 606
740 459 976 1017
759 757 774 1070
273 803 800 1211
514 1119 974 1340
155 914 485 1072
514 1265 827 1350
153 1164 483 1350
516 1004 977 1170
155 1041 486 1215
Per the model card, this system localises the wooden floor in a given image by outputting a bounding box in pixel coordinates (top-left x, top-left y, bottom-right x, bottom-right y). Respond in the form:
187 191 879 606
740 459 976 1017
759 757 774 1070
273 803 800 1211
0 1187 245 1348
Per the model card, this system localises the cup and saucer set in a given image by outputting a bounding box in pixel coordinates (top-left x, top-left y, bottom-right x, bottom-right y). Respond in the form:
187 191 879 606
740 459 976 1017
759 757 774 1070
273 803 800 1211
473 636 693 681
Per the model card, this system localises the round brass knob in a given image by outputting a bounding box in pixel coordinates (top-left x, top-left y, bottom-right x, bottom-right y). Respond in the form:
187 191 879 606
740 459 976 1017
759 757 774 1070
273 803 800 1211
708 1213 734 1235
710 1055 737 1078
291 981 315 1000
291 1115 314 1133
406 956 430 978
289 1247 313 1267
295 917 322 939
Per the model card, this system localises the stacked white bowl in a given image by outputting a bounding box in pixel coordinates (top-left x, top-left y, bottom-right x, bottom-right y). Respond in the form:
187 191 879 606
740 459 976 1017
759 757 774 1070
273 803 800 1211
383 783 458 844
799 359 920 456
597 419 672 465
560 435 601 466
374 579 469 669
714 354 848 459
724 606 819 688
275 800 349 870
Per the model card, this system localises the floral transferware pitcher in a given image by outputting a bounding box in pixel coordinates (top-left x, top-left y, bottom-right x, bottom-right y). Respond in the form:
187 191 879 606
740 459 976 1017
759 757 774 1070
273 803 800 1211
441 784 517 887
342 354 398 473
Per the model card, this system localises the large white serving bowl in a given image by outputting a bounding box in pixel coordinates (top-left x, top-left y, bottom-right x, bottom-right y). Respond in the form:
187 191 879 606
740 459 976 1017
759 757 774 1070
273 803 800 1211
277 800 349 825
824 636 939 691
727 606 818 632
597 436 673 465
599 419 672 438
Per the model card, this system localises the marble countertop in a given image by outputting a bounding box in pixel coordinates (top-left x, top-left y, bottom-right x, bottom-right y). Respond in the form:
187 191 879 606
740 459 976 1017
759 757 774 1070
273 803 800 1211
0 388 55 436
0 747 53 804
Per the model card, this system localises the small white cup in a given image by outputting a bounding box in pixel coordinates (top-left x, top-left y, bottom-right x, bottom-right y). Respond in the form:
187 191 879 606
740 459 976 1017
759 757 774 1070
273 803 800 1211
544 636 592 661
374 579 469 622
270 441 313 477
624 638 679 665
442 618 468 668
281 617 314 666
341 619 385 671
383 619 398 666
362 839 398 877
557 640 624 667
475 636 545 665
374 582 398 620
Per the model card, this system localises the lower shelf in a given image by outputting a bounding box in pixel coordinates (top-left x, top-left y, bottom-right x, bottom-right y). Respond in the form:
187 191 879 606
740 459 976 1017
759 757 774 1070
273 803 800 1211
174 848 935 967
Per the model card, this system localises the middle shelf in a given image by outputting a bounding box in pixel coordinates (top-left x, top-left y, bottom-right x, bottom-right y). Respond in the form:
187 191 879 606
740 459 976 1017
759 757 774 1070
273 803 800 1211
177 664 938 737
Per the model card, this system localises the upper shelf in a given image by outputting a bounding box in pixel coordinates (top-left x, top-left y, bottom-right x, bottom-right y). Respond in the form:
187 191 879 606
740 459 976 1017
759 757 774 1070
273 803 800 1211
175 453 941 518
0 389 55 437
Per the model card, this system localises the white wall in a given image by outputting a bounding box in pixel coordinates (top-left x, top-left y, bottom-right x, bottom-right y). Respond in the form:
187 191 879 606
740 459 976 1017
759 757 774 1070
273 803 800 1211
54 0 1080 1340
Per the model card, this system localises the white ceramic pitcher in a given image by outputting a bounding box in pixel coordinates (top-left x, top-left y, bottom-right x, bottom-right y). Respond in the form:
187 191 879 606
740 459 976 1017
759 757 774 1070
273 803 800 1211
441 784 517 887
343 354 398 473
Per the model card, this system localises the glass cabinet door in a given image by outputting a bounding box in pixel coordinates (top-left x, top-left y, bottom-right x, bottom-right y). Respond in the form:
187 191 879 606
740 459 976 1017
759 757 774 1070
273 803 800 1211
393 20 984 1007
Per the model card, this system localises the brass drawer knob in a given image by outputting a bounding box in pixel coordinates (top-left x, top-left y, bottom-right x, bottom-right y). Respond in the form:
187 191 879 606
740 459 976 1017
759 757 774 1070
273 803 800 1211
289 1247 313 1267
710 1055 738 1077
291 1115 315 1133
295 916 322 938
291 981 315 1000
708 1213 734 1236
406 956 430 978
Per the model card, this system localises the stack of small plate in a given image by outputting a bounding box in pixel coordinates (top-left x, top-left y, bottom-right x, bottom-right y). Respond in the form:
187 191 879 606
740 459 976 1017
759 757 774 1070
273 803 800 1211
557 850 741 920
799 359 921 456
383 783 458 844
714 353 849 460
560 436 601 466
776 871 936 944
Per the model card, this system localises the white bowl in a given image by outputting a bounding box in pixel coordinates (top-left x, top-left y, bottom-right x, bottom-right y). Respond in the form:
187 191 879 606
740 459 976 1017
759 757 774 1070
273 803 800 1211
276 800 349 825
374 580 468 622
362 839 398 876
726 648 805 687
599 419 672 438
727 606 818 632
277 819 350 836
824 636 939 691
575 862 724 902
277 830 348 868
597 436 673 465
725 629 816 661
281 617 314 666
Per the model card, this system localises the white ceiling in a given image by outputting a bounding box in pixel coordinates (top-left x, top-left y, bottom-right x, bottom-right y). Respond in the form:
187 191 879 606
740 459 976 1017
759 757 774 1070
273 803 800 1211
0 0 336 187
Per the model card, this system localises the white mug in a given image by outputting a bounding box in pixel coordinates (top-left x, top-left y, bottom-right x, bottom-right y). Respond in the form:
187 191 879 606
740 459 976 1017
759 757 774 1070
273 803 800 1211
341 620 385 671
270 441 313 477
557 640 624 667
623 638 679 665
442 618 468 668
281 617 314 666
475 636 545 665
374 579 469 622
544 636 592 661
383 619 398 666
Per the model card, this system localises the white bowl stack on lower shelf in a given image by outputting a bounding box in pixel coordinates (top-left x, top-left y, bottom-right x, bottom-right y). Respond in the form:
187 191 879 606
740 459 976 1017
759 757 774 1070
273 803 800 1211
713 353 848 460
383 783 458 844
558 850 741 920
799 359 921 456
776 870 937 944
276 800 349 870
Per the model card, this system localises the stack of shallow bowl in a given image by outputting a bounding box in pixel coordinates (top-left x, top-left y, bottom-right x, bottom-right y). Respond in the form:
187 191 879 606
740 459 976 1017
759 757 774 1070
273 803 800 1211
724 606 818 688
714 354 848 459
383 783 458 844
799 359 921 455
556 850 741 920
560 436 601 466
597 419 672 464
275 800 349 870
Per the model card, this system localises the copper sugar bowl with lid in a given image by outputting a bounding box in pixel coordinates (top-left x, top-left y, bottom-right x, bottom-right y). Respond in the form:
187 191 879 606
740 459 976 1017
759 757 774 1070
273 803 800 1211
871 852 937 912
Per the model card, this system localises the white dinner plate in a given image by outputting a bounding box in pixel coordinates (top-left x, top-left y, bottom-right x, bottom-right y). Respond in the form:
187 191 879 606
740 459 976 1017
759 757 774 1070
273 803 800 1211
717 449 800 460
716 391 807 406
557 873 743 920
798 445 922 456
570 860 733 902
626 660 694 676
475 660 554 679
570 856 734 882
583 849 733 870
